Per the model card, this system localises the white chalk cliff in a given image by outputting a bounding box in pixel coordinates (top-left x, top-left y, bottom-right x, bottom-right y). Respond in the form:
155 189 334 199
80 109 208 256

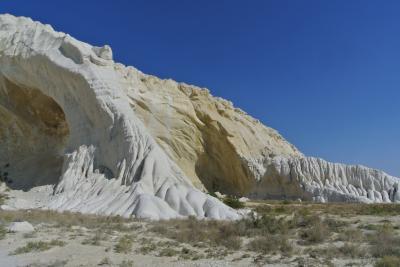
251 156 400 203
0 14 239 220
0 15 399 220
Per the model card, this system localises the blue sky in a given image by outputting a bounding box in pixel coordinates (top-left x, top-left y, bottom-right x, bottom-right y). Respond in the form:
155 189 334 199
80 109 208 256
2 1 399 175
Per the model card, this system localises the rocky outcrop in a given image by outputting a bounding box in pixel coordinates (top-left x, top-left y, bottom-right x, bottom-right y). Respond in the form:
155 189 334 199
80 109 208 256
7 221 35 233
0 14 238 220
116 68 302 195
0 14 399 221
115 55 400 204
250 156 400 203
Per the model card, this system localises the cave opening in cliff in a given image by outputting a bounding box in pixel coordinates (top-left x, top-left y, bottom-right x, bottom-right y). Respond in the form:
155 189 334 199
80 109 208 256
0 77 69 191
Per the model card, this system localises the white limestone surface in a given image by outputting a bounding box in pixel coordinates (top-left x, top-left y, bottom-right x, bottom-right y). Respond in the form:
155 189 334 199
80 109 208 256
0 14 239 220
0 13 399 221
250 156 400 203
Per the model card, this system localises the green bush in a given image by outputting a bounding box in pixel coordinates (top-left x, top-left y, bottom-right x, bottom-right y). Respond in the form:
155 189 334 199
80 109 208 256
223 196 244 209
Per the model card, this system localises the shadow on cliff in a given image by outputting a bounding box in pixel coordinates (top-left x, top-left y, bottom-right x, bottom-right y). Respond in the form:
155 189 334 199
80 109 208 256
194 112 254 197
0 78 69 191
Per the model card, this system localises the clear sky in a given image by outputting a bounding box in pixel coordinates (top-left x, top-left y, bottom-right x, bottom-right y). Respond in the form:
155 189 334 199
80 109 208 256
2 1 399 176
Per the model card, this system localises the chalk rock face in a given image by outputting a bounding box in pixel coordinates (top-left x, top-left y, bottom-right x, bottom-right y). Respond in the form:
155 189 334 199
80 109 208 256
116 68 302 194
0 14 239 220
250 156 400 203
115 54 400 203
0 13 399 219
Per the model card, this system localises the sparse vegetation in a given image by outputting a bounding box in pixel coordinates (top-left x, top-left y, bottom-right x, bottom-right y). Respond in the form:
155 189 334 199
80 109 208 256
1 201 399 265
81 230 105 246
98 257 112 266
158 247 180 257
0 224 6 240
150 216 244 250
11 240 66 255
299 219 330 244
119 260 135 267
23 232 37 239
114 235 134 253
23 260 69 267
375 256 400 267
0 192 8 206
254 202 400 217
248 235 292 254
0 209 137 230
338 243 367 259
368 223 400 258
338 228 364 242
223 196 244 209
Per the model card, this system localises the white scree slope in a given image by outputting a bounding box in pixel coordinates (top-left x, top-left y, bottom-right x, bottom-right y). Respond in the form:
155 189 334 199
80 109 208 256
0 14 239 220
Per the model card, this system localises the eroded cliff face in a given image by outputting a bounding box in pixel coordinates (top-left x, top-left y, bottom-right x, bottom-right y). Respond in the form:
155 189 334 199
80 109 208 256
0 14 399 219
250 156 400 203
0 14 239 220
113 64 400 203
115 67 302 196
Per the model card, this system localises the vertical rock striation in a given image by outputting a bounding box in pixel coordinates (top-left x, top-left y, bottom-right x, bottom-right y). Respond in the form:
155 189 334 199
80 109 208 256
251 156 400 203
0 14 398 221
0 14 238 220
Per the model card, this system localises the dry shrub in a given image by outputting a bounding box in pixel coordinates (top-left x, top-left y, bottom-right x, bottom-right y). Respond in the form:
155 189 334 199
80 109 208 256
369 224 400 258
0 193 7 205
12 240 66 255
98 257 112 266
114 235 134 253
299 224 329 244
119 260 135 267
248 235 293 255
150 217 242 250
375 256 400 267
81 231 105 246
324 216 349 232
158 247 179 257
244 213 290 236
338 243 367 258
338 228 364 242
297 215 331 245
0 224 6 240
255 202 400 217
0 210 133 228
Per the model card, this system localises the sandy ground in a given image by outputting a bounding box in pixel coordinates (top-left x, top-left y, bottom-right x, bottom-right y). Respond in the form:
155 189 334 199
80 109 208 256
0 221 258 267
1 215 387 267
1 193 399 267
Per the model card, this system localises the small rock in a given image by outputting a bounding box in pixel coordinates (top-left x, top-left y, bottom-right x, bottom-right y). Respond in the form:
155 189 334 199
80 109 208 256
238 197 249 202
215 192 226 199
7 221 35 233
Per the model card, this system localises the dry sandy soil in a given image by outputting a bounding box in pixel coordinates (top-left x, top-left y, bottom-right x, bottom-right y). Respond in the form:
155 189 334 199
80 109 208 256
1 197 400 267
